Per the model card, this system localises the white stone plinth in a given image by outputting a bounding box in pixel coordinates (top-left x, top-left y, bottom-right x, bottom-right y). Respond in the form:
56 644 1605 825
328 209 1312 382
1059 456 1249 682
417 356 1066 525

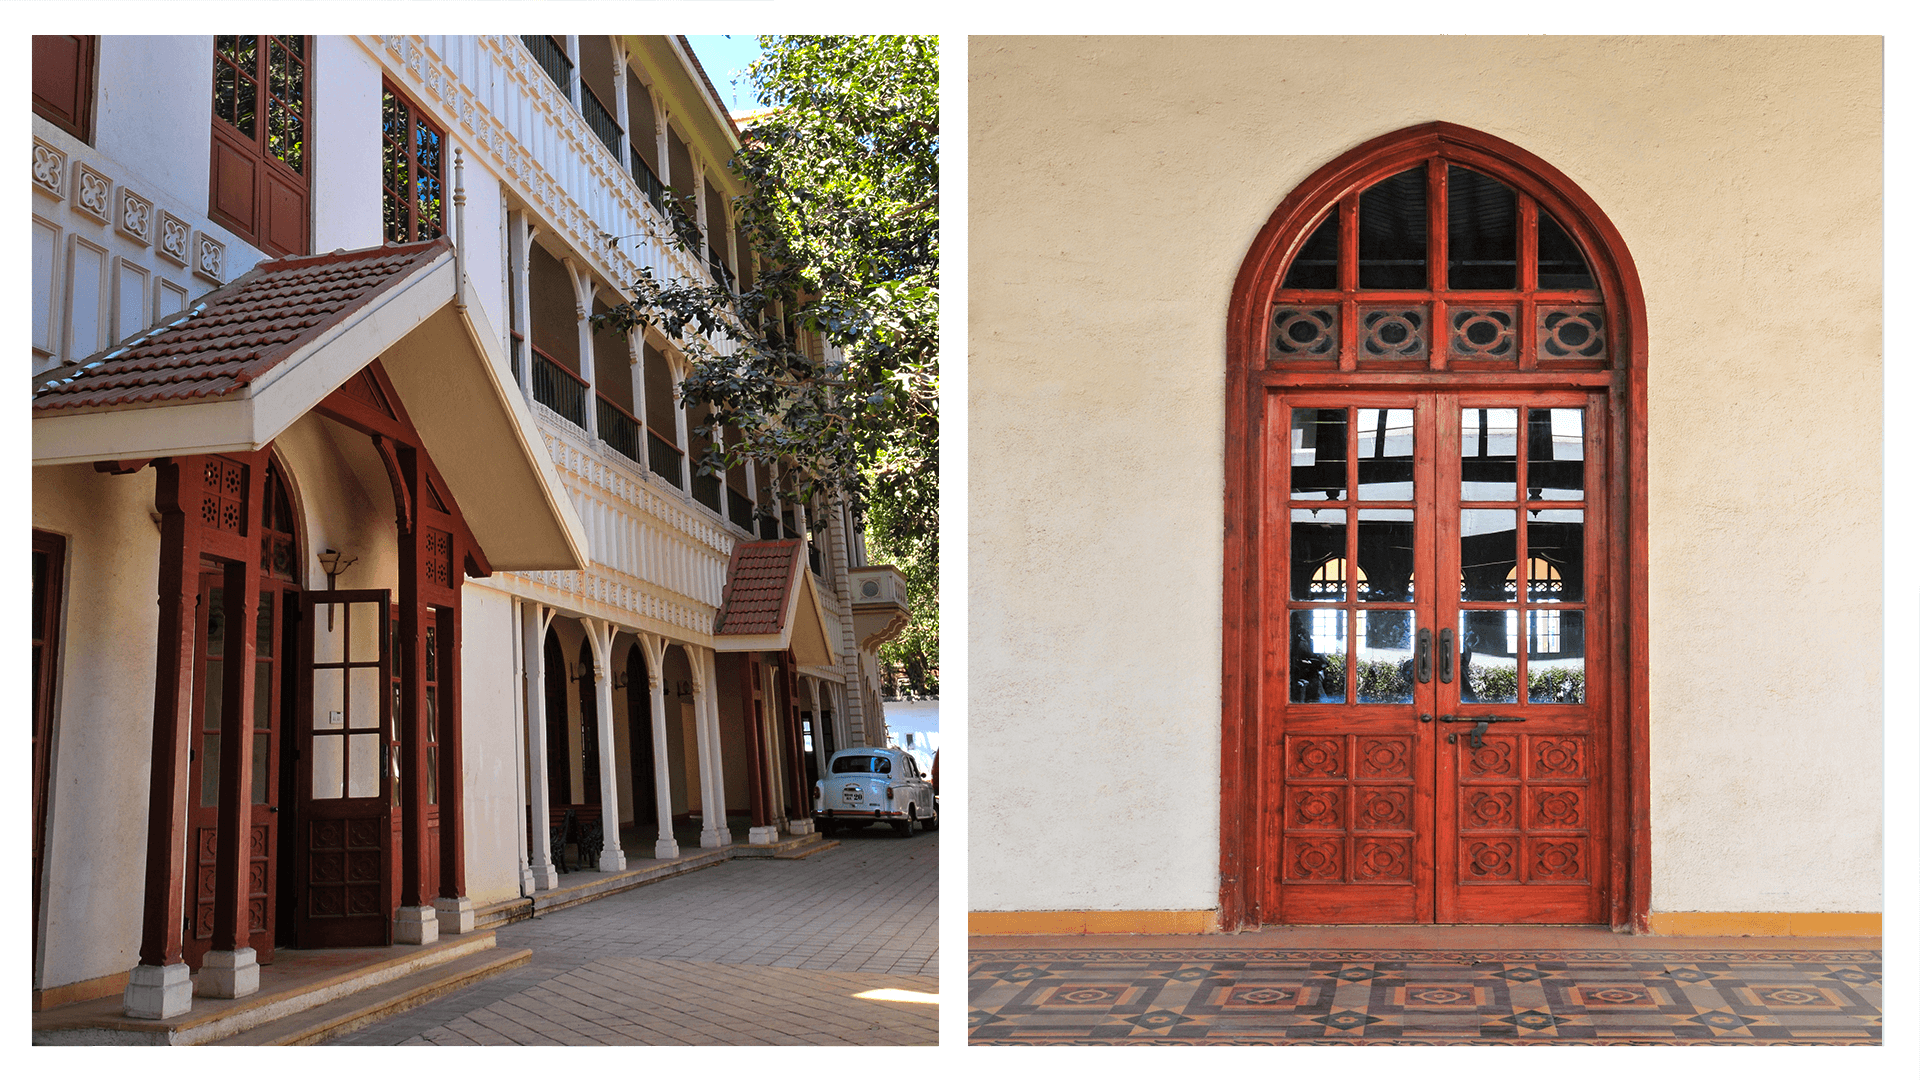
747 824 780 844
123 963 193 1019
598 848 628 872
194 947 260 999
531 861 560 890
788 818 816 837
394 905 439 945
654 838 680 859
434 896 476 935
700 827 724 848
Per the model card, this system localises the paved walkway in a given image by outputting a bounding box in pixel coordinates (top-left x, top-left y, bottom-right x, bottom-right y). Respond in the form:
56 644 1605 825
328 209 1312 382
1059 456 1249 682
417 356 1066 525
970 927 1880 1045
332 826 938 1045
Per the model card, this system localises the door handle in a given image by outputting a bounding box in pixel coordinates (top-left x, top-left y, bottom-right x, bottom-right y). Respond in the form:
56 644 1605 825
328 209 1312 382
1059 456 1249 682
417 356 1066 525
1416 628 1432 683
1438 628 1455 683
1438 714 1525 748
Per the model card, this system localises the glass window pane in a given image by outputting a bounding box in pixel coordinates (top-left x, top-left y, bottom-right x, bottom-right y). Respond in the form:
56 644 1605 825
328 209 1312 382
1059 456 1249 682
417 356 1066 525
1358 167 1427 289
349 667 381 731
1461 408 1518 501
1537 212 1595 289
315 669 344 730
1357 509 1413 602
348 733 380 799
1459 610 1519 704
1282 211 1339 290
1356 610 1415 703
1356 408 1413 499
312 734 343 799
255 591 274 657
254 659 272 732
1528 509 1585 603
1447 166 1517 289
1290 408 1346 500
1291 509 1346 602
200 732 222 807
206 585 226 657
1289 609 1345 704
1527 611 1585 704
1461 509 1516 601
1527 408 1585 500
427 744 439 805
202 658 224 730
314 606 343 664
252 731 270 804
349 602 380 663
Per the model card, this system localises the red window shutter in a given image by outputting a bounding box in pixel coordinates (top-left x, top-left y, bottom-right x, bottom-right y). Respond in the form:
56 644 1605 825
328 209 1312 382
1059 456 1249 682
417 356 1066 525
32 36 95 141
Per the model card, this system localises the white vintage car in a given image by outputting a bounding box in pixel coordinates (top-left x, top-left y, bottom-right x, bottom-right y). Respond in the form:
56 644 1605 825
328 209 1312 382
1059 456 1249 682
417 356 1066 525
814 747 938 836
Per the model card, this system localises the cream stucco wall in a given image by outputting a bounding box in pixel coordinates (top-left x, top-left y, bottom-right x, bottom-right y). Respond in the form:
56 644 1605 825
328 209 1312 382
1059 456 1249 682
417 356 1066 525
968 36 1883 915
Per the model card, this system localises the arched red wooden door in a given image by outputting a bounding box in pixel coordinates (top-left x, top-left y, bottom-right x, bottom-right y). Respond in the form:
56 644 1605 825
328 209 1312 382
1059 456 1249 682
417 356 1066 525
1221 124 1650 928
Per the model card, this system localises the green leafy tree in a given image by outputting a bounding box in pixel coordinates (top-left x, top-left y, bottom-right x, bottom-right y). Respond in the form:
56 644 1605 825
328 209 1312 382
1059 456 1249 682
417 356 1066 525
595 35 938 691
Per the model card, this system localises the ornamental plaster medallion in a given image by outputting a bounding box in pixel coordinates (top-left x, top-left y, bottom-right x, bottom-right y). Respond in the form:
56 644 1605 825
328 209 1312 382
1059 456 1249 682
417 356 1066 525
32 139 66 199
72 161 112 223
193 231 227 283
117 186 155 246
158 210 192 266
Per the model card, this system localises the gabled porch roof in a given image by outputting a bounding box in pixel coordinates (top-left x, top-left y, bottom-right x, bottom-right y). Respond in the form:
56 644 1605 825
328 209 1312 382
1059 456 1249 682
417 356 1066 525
31 239 587 572
713 539 838 667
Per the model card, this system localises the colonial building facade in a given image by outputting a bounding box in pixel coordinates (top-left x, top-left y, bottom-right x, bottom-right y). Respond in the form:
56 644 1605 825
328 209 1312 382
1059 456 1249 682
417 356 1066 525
31 34 908 1019
968 36 1882 936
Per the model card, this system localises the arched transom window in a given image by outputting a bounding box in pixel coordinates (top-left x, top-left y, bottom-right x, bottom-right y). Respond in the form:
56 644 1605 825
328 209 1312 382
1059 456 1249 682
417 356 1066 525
1269 158 1609 371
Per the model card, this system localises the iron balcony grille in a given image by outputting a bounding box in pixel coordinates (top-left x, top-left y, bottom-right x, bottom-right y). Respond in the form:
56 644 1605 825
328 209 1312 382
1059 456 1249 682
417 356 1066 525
580 83 621 159
530 345 587 430
809 542 823 576
510 332 524 383
647 430 684 489
759 515 780 540
596 394 642 465
521 36 573 100
709 253 736 293
727 487 754 532
692 468 722 512
631 153 670 216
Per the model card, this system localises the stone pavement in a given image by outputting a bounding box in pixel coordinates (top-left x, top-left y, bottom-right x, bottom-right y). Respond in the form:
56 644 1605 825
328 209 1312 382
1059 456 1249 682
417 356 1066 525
331 826 937 1045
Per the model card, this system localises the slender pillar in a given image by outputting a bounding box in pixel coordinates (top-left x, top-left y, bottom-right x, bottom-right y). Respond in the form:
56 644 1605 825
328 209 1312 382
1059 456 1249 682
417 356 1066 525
584 620 626 872
508 213 536 397
688 646 724 847
781 651 812 834
511 599 535 896
435 601 474 935
670 354 691 491
127 459 202 1019
522 605 559 888
394 446 437 946
201 550 263 998
567 259 600 441
639 635 677 858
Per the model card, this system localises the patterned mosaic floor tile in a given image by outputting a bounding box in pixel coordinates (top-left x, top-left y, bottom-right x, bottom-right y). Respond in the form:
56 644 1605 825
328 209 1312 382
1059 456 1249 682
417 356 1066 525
969 946 1880 1045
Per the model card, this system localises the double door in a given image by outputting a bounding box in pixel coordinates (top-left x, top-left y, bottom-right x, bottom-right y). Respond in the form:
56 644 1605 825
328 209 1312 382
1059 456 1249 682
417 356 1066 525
1263 391 1611 923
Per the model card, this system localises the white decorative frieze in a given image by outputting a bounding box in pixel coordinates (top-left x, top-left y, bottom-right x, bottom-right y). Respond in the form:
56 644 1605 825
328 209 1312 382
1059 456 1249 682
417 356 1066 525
192 230 226 283
117 186 154 246
33 139 65 199
158 210 191 266
71 161 111 223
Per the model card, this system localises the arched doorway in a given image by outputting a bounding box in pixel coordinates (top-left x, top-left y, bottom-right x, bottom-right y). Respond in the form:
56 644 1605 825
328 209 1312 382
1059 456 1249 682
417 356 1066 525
626 643 656 827
1220 123 1648 929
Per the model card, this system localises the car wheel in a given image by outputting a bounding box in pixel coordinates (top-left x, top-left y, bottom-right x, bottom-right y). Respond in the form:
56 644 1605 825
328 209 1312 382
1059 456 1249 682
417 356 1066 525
923 803 938 831
818 818 836 837
893 806 915 837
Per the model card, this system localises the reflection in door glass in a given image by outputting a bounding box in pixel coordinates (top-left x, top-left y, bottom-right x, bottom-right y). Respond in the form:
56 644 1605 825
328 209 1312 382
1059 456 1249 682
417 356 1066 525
1527 408 1585 499
1357 509 1413 601
1458 610 1519 703
1290 409 1346 500
1356 610 1415 703
1356 409 1414 499
1290 509 1346 602
1527 610 1585 703
1461 509 1516 601
1460 408 1518 500
1527 509 1585 602
1289 609 1345 703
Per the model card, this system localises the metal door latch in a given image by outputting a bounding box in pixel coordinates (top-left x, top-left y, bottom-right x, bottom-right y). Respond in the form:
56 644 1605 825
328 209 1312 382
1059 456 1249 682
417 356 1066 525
1437 714 1525 748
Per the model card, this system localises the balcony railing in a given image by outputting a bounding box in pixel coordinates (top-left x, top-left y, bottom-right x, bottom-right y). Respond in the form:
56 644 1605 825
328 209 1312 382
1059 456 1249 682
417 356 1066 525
691 466 722 513
596 394 642 465
647 430 684 489
580 83 621 160
708 253 736 293
809 541 823 576
521 36 573 99
531 344 588 430
630 153 670 216
727 487 754 532
510 332 524 383
758 514 780 540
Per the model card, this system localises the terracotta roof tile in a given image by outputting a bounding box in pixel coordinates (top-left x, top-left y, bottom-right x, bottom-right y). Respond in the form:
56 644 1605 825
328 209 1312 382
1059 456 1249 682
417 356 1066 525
34 238 449 413
715 540 805 636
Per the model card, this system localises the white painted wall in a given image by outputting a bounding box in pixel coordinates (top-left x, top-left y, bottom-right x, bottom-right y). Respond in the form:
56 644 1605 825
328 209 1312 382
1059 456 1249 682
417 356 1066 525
968 36 1883 916
461 584 525 905
94 36 214 218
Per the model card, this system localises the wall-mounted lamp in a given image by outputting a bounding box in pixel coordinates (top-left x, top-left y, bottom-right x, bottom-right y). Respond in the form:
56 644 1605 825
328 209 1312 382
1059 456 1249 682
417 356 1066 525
611 670 632 691
317 549 358 628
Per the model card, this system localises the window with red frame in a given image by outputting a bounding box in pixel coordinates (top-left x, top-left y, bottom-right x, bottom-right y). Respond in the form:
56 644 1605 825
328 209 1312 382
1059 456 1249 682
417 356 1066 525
32 36 96 142
209 35 311 258
382 82 447 244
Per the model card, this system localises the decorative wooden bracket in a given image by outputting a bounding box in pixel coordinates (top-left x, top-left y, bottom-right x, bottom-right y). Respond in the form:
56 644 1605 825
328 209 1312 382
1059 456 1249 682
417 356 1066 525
372 434 414 535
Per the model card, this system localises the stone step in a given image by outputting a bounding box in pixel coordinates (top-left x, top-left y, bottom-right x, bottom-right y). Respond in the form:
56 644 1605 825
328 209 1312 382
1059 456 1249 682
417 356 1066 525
734 834 839 859
205 946 533 1045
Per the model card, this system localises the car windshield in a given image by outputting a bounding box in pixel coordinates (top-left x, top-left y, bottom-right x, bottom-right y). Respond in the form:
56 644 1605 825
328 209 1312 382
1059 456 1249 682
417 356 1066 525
831 754 892 775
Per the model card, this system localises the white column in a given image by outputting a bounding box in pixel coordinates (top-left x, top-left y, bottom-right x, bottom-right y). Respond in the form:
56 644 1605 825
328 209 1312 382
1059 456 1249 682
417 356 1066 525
567 258 599 440
511 598 534 896
639 634 679 858
564 36 581 109
523 604 559 889
670 352 691 491
583 619 626 872
702 648 733 845
508 213 536 397
688 645 724 847
612 48 630 172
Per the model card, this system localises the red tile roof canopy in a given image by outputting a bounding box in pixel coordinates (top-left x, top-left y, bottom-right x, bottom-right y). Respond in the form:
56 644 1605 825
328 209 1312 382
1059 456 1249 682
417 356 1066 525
34 238 450 413
715 539 806 636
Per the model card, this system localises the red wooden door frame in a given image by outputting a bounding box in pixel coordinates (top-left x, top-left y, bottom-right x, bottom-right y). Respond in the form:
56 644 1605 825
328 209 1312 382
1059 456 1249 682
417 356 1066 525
1221 122 1649 931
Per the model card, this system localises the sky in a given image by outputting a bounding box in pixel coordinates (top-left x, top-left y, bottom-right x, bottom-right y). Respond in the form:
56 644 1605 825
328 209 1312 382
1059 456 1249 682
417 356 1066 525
684 35 765 118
